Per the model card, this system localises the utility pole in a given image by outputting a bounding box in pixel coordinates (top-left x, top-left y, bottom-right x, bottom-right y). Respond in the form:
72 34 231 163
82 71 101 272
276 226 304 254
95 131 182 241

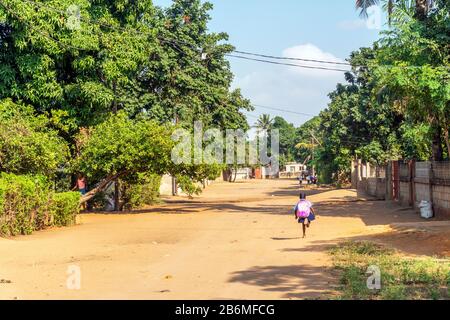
311 137 316 177
172 110 179 196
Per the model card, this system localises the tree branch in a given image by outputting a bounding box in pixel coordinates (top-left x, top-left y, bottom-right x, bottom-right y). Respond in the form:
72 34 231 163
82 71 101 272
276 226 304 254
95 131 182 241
79 173 121 204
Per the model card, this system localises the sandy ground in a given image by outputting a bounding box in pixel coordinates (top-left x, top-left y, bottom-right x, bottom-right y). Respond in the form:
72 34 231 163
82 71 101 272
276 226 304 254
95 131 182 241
0 179 448 300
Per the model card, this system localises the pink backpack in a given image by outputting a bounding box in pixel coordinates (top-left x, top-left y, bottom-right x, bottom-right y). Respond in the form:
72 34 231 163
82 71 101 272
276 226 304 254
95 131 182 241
295 200 311 218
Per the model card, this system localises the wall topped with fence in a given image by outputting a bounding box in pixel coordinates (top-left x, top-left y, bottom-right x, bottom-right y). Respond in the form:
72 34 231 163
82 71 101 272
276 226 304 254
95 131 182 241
352 160 450 219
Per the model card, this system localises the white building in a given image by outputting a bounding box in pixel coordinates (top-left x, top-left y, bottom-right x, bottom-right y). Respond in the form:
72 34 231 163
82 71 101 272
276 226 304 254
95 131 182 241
284 163 307 174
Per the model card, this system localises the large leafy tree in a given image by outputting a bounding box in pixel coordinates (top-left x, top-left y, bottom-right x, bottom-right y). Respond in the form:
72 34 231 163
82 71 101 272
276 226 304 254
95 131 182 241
0 0 250 139
0 99 68 175
315 48 406 182
372 2 450 160
272 116 297 164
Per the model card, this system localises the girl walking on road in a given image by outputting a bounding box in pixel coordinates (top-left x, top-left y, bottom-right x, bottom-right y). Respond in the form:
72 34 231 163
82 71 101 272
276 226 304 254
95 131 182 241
294 193 316 238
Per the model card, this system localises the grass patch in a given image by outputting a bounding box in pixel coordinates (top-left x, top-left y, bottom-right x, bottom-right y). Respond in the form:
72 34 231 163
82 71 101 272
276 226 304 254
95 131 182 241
329 241 450 300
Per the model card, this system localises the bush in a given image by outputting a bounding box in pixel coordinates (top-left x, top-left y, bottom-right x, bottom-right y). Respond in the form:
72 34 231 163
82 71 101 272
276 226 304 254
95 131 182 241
0 173 79 236
176 175 202 199
121 173 162 210
50 192 80 227
0 99 69 176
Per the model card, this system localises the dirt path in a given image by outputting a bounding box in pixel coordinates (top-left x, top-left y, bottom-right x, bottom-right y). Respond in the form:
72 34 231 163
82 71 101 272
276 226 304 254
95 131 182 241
0 179 445 300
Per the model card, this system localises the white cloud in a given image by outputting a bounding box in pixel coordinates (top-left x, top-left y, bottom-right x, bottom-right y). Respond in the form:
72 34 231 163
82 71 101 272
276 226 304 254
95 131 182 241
281 44 349 77
232 44 347 126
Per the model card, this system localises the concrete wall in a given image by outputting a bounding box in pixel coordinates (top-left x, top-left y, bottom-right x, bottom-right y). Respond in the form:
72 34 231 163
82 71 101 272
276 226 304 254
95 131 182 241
399 181 411 206
159 174 174 196
354 160 450 219
415 182 431 203
433 185 450 217
354 161 386 200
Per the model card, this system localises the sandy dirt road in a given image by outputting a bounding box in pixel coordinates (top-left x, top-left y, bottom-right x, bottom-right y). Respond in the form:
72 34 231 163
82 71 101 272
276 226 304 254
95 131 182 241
0 179 447 300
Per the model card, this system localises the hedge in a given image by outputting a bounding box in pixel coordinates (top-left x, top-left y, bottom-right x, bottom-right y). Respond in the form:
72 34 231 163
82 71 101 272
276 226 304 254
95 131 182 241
121 173 162 210
0 173 80 236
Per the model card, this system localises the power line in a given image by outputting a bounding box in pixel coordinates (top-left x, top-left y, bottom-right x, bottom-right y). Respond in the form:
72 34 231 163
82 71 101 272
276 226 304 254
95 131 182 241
234 50 351 66
252 104 316 117
226 54 351 72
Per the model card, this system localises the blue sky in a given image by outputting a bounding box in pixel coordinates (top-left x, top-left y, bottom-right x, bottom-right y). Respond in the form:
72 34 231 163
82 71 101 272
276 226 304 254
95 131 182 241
154 0 384 126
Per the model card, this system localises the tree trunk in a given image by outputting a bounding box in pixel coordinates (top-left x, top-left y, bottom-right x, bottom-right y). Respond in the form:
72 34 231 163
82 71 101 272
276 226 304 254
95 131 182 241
415 0 428 20
431 125 444 161
80 173 121 205
113 179 120 211
443 126 450 159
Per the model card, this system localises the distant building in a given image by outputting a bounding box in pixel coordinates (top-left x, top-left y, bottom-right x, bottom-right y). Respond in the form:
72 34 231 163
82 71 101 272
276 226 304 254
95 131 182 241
285 163 307 174
279 163 308 178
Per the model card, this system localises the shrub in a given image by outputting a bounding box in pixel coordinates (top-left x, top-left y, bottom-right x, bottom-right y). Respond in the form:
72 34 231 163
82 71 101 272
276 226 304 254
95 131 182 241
0 99 69 176
176 175 202 199
50 192 80 227
121 173 162 210
0 173 79 236
0 173 49 235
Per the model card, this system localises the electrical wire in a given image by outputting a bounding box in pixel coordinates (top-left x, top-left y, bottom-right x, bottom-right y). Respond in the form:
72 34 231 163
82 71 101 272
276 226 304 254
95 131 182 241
226 54 351 72
252 104 316 117
234 50 351 66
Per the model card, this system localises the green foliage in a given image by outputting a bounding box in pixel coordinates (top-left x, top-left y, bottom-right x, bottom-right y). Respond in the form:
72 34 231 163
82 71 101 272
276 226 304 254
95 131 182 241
399 122 432 160
0 99 69 175
0 173 79 236
373 15 450 160
176 174 202 198
72 111 174 182
0 0 251 207
121 173 162 210
255 114 274 131
272 116 297 163
329 241 450 300
50 192 80 227
0 0 250 132
290 3 450 184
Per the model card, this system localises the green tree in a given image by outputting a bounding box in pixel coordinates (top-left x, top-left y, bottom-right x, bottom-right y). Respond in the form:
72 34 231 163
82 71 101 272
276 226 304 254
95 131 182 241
255 114 274 131
0 99 68 176
272 116 297 163
373 6 450 160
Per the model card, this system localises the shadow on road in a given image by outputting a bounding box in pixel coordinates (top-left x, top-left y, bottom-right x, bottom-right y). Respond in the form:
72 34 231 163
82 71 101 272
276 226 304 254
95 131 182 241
265 184 332 198
228 264 337 299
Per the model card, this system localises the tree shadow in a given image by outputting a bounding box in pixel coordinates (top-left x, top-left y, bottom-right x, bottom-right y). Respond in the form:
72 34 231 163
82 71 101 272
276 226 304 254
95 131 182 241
265 185 334 198
279 224 450 258
228 264 338 299
315 201 422 227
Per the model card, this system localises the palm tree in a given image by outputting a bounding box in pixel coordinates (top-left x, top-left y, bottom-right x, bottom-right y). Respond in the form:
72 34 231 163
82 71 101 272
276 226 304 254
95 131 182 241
356 0 432 22
255 114 274 132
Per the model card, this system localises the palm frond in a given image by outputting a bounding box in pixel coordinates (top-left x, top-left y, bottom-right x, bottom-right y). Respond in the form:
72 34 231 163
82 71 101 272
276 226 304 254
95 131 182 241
356 0 380 18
